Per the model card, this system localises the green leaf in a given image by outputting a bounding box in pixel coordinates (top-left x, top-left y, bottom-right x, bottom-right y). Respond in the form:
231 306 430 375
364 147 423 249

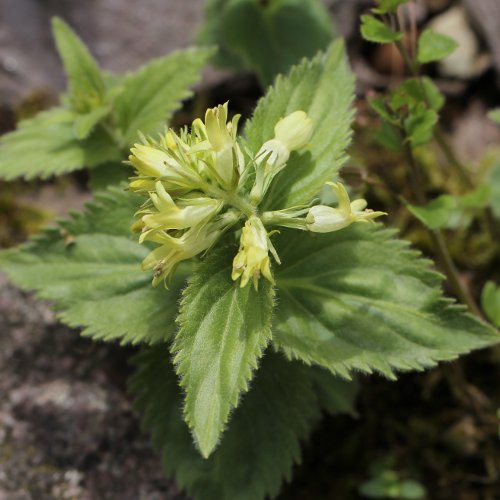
488 108 500 125
390 78 444 113
173 246 275 458
360 15 404 44
417 29 458 64
213 0 333 86
0 108 120 180
481 282 500 328
113 47 213 146
373 0 410 14
422 77 445 112
88 162 133 191
130 348 323 500
0 187 184 345
369 95 397 124
487 162 500 218
272 225 499 380
245 40 355 210
198 0 247 71
73 105 111 140
51 17 106 113
375 122 403 151
308 366 359 416
407 186 491 230
404 107 438 146
406 195 458 230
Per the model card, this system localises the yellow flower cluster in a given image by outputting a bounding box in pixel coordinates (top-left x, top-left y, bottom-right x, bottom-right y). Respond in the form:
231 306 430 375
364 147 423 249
129 103 243 285
128 103 385 289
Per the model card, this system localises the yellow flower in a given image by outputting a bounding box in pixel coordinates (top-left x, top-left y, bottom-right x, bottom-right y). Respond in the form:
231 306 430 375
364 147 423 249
306 182 386 233
128 143 201 190
251 110 313 204
139 181 222 235
142 222 223 287
203 102 244 189
274 110 313 151
232 216 279 289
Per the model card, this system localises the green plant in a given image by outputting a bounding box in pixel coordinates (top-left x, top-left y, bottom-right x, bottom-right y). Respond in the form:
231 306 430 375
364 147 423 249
361 0 499 318
0 18 212 188
1 5 499 499
1 32 499 497
198 0 333 86
360 457 426 499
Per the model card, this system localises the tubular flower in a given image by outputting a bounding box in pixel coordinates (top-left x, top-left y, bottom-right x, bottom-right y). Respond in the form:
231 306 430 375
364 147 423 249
251 110 313 204
138 181 223 234
306 182 386 233
232 216 279 290
142 222 225 287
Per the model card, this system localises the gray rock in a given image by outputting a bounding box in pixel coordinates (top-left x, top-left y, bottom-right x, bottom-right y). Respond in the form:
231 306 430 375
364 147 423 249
0 273 189 499
0 0 204 104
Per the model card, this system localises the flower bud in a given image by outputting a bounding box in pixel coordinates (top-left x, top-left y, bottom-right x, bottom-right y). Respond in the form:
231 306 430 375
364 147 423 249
205 103 232 152
274 110 313 152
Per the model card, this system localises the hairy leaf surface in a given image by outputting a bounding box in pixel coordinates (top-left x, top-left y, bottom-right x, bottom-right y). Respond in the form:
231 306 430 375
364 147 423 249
73 105 111 139
0 109 120 180
0 188 183 344
244 40 355 210
114 47 214 146
174 247 275 458
52 18 106 112
130 349 323 500
273 225 499 379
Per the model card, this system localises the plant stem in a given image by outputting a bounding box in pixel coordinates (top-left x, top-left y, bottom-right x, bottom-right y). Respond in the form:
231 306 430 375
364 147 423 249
201 181 255 218
402 140 482 317
434 126 475 189
390 17 476 190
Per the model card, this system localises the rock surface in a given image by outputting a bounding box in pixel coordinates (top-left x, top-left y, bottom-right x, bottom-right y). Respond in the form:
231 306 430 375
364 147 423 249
0 273 188 500
0 0 205 104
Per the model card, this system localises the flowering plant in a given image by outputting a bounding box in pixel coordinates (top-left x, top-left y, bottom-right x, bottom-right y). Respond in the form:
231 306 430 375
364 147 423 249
0 13 498 500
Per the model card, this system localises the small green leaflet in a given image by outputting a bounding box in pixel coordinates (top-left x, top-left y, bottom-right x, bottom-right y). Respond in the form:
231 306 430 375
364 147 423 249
359 469 426 500
481 282 500 328
173 246 275 458
404 107 438 146
130 349 330 500
244 40 355 210
373 0 410 14
417 29 458 64
0 187 184 345
52 17 106 113
113 47 214 146
488 108 500 125
200 0 333 86
389 78 444 113
360 15 404 44
0 109 120 180
272 225 499 380
406 185 491 230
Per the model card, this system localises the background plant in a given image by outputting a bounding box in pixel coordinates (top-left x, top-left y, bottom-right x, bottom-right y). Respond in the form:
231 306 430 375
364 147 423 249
198 0 334 87
0 18 212 189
